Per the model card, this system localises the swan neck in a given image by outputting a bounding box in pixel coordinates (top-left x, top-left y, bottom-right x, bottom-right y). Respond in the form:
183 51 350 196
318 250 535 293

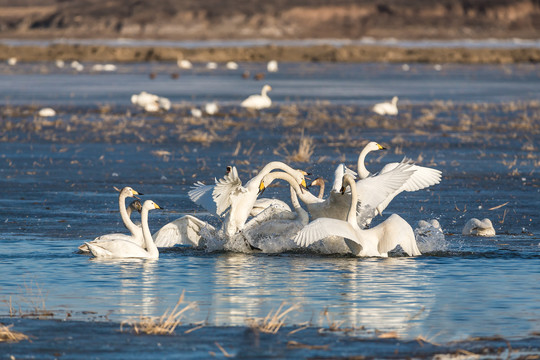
357 147 371 179
119 193 137 235
141 208 159 258
254 161 294 183
261 88 268 97
317 182 325 199
345 176 358 225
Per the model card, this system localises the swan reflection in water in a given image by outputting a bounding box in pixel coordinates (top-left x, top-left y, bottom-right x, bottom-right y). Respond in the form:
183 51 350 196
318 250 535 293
208 253 435 335
89 258 159 319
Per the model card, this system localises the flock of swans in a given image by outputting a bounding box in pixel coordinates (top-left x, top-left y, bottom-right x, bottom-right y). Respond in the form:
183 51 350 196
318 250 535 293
80 141 447 259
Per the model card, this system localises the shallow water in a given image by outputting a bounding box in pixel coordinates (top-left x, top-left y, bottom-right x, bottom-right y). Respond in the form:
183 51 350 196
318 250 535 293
0 61 539 356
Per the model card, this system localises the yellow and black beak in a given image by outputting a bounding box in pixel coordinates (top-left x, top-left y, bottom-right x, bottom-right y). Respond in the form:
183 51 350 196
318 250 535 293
258 181 266 196
340 185 346 195
300 178 308 193
154 202 163 210
377 143 387 150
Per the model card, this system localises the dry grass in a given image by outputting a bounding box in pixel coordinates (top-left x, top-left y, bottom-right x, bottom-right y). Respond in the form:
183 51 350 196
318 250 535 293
288 132 314 163
0 323 29 343
245 302 300 334
3 282 55 319
121 291 197 335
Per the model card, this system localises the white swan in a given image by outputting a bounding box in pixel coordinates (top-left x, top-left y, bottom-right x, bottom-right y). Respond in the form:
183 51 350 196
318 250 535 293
462 218 496 237
240 84 272 110
357 141 442 219
372 96 398 115
284 163 413 228
243 173 309 252
267 60 278 72
38 108 56 117
131 91 170 112
177 59 192 69
86 200 162 259
205 102 219 115
212 162 307 237
294 174 421 257
152 215 216 248
7 57 17 66
226 61 239 70
79 187 144 252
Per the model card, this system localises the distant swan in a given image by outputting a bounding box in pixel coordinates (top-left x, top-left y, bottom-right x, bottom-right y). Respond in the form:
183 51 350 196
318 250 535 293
86 200 162 259
372 96 398 116
38 108 56 117
462 218 496 237
241 84 272 110
294 174 421 257
267 60 278 72
131 91 170 112
357 141 442 220
79 187 143 252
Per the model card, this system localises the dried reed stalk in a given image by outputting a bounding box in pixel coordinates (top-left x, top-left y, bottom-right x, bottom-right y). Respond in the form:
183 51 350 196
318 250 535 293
245 302 299 334
0 324 29 343
121 291 197 335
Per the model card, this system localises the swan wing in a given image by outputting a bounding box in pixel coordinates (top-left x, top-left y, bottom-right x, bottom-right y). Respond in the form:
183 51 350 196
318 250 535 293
356 162 415 222
212 166 245 216
86 238 149 258
380 158 442 192
79 233 136 252
375 214 421 256
153 215 214 247
294 218 358 247
188 181 218 214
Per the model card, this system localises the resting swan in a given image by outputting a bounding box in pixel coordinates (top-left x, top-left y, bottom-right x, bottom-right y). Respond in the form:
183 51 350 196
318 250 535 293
294 174 421 257
86 200 162 259
462 218 496 237
372 96 398 116
240 84 272 110
78 187 143 252
357 141 442 219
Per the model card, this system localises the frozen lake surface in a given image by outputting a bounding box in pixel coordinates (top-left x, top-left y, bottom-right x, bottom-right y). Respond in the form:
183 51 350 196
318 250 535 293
0 61 539 357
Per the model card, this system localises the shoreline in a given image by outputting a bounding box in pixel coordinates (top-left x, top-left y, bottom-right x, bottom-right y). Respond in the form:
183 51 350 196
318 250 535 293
1 43 540 64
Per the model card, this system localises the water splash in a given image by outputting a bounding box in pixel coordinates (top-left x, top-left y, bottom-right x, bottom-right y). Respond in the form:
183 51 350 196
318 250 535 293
415 219 449 253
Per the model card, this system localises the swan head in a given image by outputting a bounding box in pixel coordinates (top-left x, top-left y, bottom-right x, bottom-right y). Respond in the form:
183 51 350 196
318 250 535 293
128 199 143 213
143 200 163 211
339 174 356 194
119 186 143 198
366 141 386 152
392 96 399 104
310 177 325 188
462 218 495 236
262 84 272 93
130 94 138 104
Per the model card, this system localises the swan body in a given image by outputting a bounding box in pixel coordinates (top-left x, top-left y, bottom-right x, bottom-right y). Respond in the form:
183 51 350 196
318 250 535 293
241 84 272 110
226 61 239 70
372 96 398 115
71 60 84 71
153 215 215 248
38 108 56 117
267 60 278 72
462 218 496 237
177 59 192 69
357 141 442 219
86 200 162 259
294 174 421 257
131 91 170 112
79 188 143 252
206 62 218 70
205 102 219 115
55 60 65 68
190 108 203 118
7 57 17 66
